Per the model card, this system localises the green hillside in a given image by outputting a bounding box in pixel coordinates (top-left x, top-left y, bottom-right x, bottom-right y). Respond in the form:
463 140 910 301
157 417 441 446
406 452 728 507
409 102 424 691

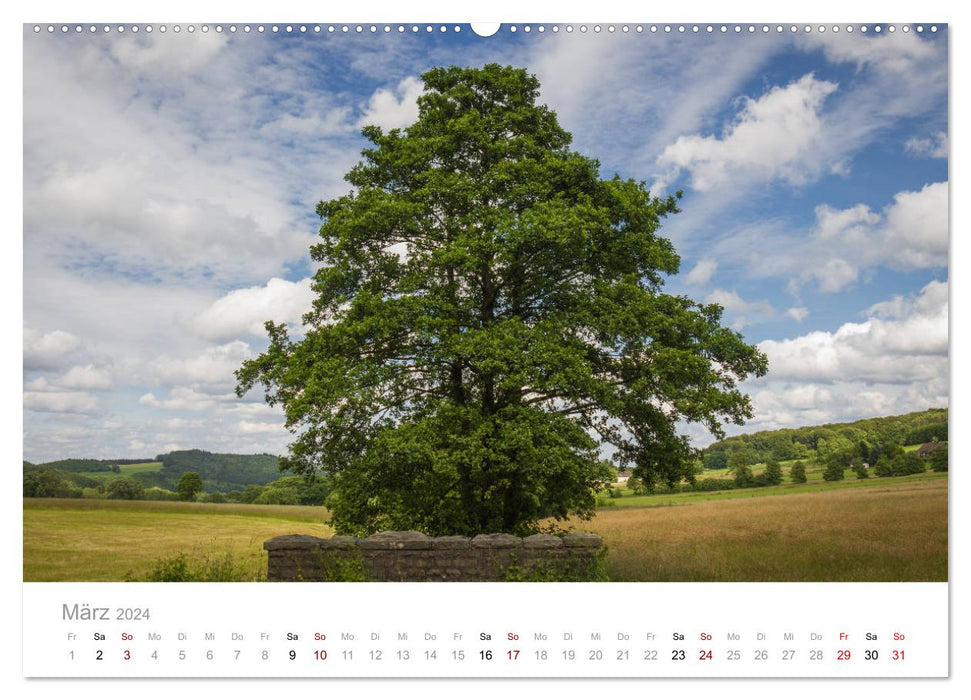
701 408 947 470
140 449 289 492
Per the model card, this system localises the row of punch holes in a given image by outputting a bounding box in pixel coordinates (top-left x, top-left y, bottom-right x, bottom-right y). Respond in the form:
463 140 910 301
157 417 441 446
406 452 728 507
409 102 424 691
33 24 941 36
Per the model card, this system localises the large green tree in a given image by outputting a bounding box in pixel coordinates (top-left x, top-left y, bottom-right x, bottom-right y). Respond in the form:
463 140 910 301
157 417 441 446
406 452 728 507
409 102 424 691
176 472 203 501
237 65 767 536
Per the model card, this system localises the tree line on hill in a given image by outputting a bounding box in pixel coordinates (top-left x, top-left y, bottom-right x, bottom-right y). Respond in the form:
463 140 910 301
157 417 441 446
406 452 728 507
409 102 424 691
701 408 947 471
23 461 333 506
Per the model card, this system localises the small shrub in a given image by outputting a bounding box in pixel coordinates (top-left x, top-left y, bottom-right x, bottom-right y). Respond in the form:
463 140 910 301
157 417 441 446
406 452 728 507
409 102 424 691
131 551 256 582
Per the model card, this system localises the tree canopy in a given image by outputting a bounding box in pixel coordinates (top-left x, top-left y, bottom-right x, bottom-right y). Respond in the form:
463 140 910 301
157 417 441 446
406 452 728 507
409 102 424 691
236 64 767 536
176 472 203 501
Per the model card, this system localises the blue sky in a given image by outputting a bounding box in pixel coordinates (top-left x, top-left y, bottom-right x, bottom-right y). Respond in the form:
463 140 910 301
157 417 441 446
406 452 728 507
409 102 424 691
22 23 948 462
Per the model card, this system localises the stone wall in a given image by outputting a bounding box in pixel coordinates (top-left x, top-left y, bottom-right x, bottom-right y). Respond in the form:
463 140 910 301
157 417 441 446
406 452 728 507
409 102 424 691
264 530 605 582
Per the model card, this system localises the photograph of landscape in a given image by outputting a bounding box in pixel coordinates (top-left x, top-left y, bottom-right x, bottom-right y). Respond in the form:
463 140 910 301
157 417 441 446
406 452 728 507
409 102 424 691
23 24 948 583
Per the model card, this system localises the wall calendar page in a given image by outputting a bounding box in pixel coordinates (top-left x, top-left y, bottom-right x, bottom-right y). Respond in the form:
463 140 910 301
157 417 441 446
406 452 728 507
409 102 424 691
16 2 961 696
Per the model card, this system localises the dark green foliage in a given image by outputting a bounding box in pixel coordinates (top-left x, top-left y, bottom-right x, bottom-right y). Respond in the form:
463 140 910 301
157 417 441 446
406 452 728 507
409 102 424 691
873 455 894 477
106 477 145 500
176 472 203 501
789 461 807 483
702 449 728 471
930 443 948 472
851 459 869 479
822 462 846 482
903 420 948 446
153 450 286 492
893 452 926 476
238 484 266 503
683 478 737 492
762 460 783 486
503 547 610 582
626 475 650 496
702 408 947 468
23 470 76 498
202 492 227 503
32 457 152 473
732 464 754 487
142 486 180 501
237 65 766 537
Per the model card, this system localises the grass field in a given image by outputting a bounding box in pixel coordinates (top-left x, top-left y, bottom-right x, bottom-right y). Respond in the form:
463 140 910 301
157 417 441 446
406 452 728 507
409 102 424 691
23 500 334 581
585 478 946 581
23 475 946 582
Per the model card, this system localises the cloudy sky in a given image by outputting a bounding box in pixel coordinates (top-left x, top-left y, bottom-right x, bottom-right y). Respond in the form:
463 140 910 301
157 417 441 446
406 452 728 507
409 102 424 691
22 23 948 462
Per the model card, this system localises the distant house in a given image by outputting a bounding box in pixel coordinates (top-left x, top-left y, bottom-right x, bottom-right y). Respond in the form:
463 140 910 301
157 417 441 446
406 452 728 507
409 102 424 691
616 470 632 483
916 442 941 458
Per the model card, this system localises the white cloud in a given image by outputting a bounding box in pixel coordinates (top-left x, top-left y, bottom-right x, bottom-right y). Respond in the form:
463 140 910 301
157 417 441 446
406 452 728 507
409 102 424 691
197 278 315 341
758 279 947 384
906 131 948 159
528 32 779 181
24 35 356 286
23 328 82 370
705 289 775 329
260 109 352 137
800 29 939 79
149 341 253 392
238 420 286 434
713 182 948 294
357 76 423 131
719 280 949 437
655 74 838 192
882 182 950 269
24 391 100 414
793 30 947 179
785 307 809 323
139 386 238 412
684 259 717 286
108 31 229 76
804 182 948 292
25 364 113 392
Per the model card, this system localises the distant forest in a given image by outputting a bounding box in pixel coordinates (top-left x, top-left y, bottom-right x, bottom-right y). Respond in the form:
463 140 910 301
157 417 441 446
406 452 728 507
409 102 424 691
25 449 287 493
701 408 948 470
